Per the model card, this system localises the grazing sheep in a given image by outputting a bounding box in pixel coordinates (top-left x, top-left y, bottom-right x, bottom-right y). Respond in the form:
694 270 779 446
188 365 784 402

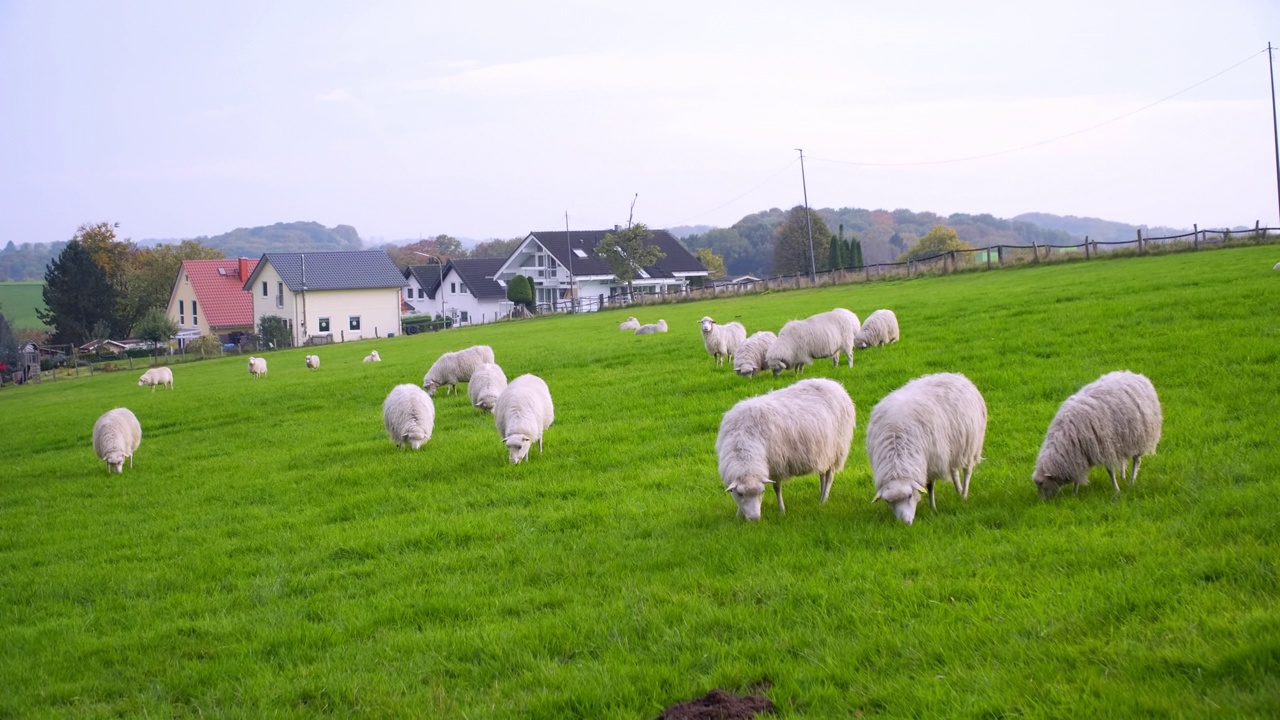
618 316 641 331
868 373 987 526
494 374 554 464
382 384 435 450
363 350 381 363
305 354 320 370
468 362 509 413
765 308 861 375
1274 261 1280 270
855 309 900 349
634 319 668 335
423 345 495 396
700 316 748 367
733 331 778 378
137 367 174 391
1032 371 1162 499
247 356 267 379
717 378 856 520
93 407 142 473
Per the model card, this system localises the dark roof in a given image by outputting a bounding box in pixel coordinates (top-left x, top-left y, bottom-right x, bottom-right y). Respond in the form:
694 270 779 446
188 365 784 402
446 258 508 300
405 264 445 299
526 228 706 279
244 251 405 292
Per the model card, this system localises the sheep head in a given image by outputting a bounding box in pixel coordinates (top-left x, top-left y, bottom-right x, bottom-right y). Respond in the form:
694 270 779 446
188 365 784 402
1032 470 1068 500
103 452 125 474
873 480 924 526
423 379 439 396
699 317 715 334
505 434 532 464
724 478 766 521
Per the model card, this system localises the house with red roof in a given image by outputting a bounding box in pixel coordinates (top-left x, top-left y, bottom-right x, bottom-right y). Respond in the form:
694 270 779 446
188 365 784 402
165 257 259 346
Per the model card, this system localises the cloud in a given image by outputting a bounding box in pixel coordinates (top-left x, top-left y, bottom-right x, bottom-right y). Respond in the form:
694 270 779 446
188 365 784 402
315 88 355 103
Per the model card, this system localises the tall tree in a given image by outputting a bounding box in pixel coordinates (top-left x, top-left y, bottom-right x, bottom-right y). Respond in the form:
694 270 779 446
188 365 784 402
122 240 224 329
38 240 120 345
828 231 845 271
849 234 864 269
695 247 727 279
133 307 178 358
0 304 18 369
771 206 832 276
596 223 666 296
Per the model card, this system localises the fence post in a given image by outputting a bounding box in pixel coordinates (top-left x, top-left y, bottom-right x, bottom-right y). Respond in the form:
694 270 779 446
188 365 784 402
1137 228 1144 253
1193 224 1199 250
864 264 870 282
986 249 992 270
997 246 1004 266
1032 242 1039 263
950 250 957 273
1084 236 1090 260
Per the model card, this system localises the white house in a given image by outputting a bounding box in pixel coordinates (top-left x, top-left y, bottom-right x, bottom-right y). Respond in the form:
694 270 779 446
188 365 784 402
402 264 444 317
492 228 708 312
434 258 511 325
242 250 406 346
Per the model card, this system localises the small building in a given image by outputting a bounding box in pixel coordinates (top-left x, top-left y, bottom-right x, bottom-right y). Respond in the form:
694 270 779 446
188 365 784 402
165 257 260 346
402 264 445 318
435 258 510 325
708 274 763 288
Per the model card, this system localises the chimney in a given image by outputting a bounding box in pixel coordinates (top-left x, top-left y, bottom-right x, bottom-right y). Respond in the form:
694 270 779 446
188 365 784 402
238 257 249 280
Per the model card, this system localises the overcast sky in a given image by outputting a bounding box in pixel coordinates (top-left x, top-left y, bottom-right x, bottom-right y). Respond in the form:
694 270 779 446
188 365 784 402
1 1 1277 245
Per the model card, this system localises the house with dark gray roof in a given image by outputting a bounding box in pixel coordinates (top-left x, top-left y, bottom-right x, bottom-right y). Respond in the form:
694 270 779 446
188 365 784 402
403 264 445 317
434 258 511 325
242 250 406 345
492 227 708 311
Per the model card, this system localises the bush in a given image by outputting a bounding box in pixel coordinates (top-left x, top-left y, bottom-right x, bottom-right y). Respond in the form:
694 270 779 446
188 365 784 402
185 335 223 358
258 316 293 350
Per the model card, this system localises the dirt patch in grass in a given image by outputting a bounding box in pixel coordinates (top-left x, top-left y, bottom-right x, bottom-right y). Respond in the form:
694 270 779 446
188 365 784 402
657 687 776 720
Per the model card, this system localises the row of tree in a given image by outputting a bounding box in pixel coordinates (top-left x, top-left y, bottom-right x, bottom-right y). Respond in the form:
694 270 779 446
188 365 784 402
382 235 525 271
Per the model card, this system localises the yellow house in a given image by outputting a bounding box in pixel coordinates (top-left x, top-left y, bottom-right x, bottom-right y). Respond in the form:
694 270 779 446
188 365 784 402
165 257 259 345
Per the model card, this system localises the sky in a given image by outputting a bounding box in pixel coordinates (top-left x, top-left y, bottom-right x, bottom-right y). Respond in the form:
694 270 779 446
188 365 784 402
1 1 1278 246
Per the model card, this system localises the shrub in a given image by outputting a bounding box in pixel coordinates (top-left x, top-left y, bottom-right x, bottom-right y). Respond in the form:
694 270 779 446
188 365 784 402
258 316 293 350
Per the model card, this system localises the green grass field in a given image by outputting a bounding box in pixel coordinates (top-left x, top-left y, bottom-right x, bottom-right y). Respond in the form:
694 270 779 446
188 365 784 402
0 281 48 330
2 246 1278 717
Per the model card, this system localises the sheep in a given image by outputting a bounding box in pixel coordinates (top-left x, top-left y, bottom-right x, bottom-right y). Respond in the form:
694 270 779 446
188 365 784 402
305 354 320 370
619 316 641 331
137 367 174 391
764 307 860 375
700 316 748 367
733 331 778 378
634 319 668 335
93 407 142 473
1032 371 1162 499
423 345 495 396
363 350 381 363
468 362 509 413
867 372 988 526
855 309 900 349
382 384 435 450
494 373 554 464
716 378 856 521
247 356 267 379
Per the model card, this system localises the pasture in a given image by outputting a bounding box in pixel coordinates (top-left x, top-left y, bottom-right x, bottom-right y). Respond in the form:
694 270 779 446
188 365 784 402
0 281 48 330
2 246 1278 717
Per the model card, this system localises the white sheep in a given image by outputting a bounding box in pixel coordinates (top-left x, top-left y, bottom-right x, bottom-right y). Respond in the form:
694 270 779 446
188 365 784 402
93 407 142 473
855 309 900 349
764 308 861 375
495 373 554 464
619 316 641 331
382 384 435 450
423 345 495 396
1032 371 1162 498
868 372 988 526
717 378 856 520
700 316 748 367
634 319 668 335
247 356 267 379
733 331 778 378
305 354 320 370
137 367 174 391
468 362 509 413
363 350 381 363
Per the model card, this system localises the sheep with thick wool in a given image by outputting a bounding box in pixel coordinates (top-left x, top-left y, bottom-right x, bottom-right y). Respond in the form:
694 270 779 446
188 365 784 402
699 316 748 367
423 345 495 396
1032 370 1162 498
305 354 320 370
383 384 435 450
855 309 900 349
764 308 861 375
717 378 856 520
733 331 778 378
868 373 987 526
495 374 554 464
247 356 267 378
618 317 640 331
634 319 668 335
363 350 381 363
137 367 174 391
468 362 509 413
93 407 142 473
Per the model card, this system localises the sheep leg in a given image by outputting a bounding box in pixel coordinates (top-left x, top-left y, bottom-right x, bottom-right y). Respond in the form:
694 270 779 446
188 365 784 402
928 479 937 510
774 483 786 513
950 469 963 496
961 467 973 499
1130 456 1142 484
538 437 544 454
847 349 854 368
128 454 133 469
819 471 833 504
1107 467 1120 493
831 353 839 368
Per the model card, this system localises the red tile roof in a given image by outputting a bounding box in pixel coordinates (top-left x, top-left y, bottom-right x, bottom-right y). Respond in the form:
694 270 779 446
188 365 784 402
182 259 259 329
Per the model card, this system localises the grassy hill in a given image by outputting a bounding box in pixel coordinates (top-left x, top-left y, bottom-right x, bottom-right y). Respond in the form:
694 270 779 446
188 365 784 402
1 246 1277 716
0 281 48 329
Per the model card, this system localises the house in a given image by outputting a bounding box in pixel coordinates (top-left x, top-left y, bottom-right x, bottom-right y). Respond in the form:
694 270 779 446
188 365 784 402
435 258 511 325
242 250 405 346
402 264 445 317
708 274 763 288
492 228 708 312
165 257 260 346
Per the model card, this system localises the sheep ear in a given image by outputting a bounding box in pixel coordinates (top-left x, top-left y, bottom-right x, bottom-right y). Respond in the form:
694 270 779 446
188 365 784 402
725 483 738 493
871 491 882 504
762 479 776 485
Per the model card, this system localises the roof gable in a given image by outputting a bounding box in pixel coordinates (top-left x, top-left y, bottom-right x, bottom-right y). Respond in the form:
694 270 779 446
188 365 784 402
406 264 445 299
445 258 509 300
244 250 405 292
179 259 259 329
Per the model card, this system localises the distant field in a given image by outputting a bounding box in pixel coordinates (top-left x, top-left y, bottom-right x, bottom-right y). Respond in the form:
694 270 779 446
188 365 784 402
1 247 1277 717
0 281 47 329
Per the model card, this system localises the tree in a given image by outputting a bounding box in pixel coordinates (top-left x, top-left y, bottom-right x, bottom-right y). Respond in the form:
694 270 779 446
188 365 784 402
771 206 832 276
471 237 523 259
827 232 845 271
695 247 727 279
123 239 224 330
506 274 533 312
596 223 665 296
258 315 293 349
133 307 178 358
897 224 974 263
849 235 864 269
0 305 18 369
38 239 120 345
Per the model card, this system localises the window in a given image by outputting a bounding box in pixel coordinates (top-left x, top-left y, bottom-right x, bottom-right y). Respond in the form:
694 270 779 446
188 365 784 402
276 282 284 309
318 317 330 332
573 248 588 258
418 288 424 299
460 311 469 323
262 281 268 297
178 300 185 325
536 255 545 267
349 316 361 331
192 301 197 326
450 282 457 294
460 283 468 295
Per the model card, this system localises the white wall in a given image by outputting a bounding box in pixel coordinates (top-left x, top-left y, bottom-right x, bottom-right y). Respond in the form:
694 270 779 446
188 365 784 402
402 274 441 317
438 267 505 325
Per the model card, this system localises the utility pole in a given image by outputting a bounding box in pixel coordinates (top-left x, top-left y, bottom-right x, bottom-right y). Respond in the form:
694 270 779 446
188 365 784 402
796 148 817 281
1269 42 1280 225
565 211 575 313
